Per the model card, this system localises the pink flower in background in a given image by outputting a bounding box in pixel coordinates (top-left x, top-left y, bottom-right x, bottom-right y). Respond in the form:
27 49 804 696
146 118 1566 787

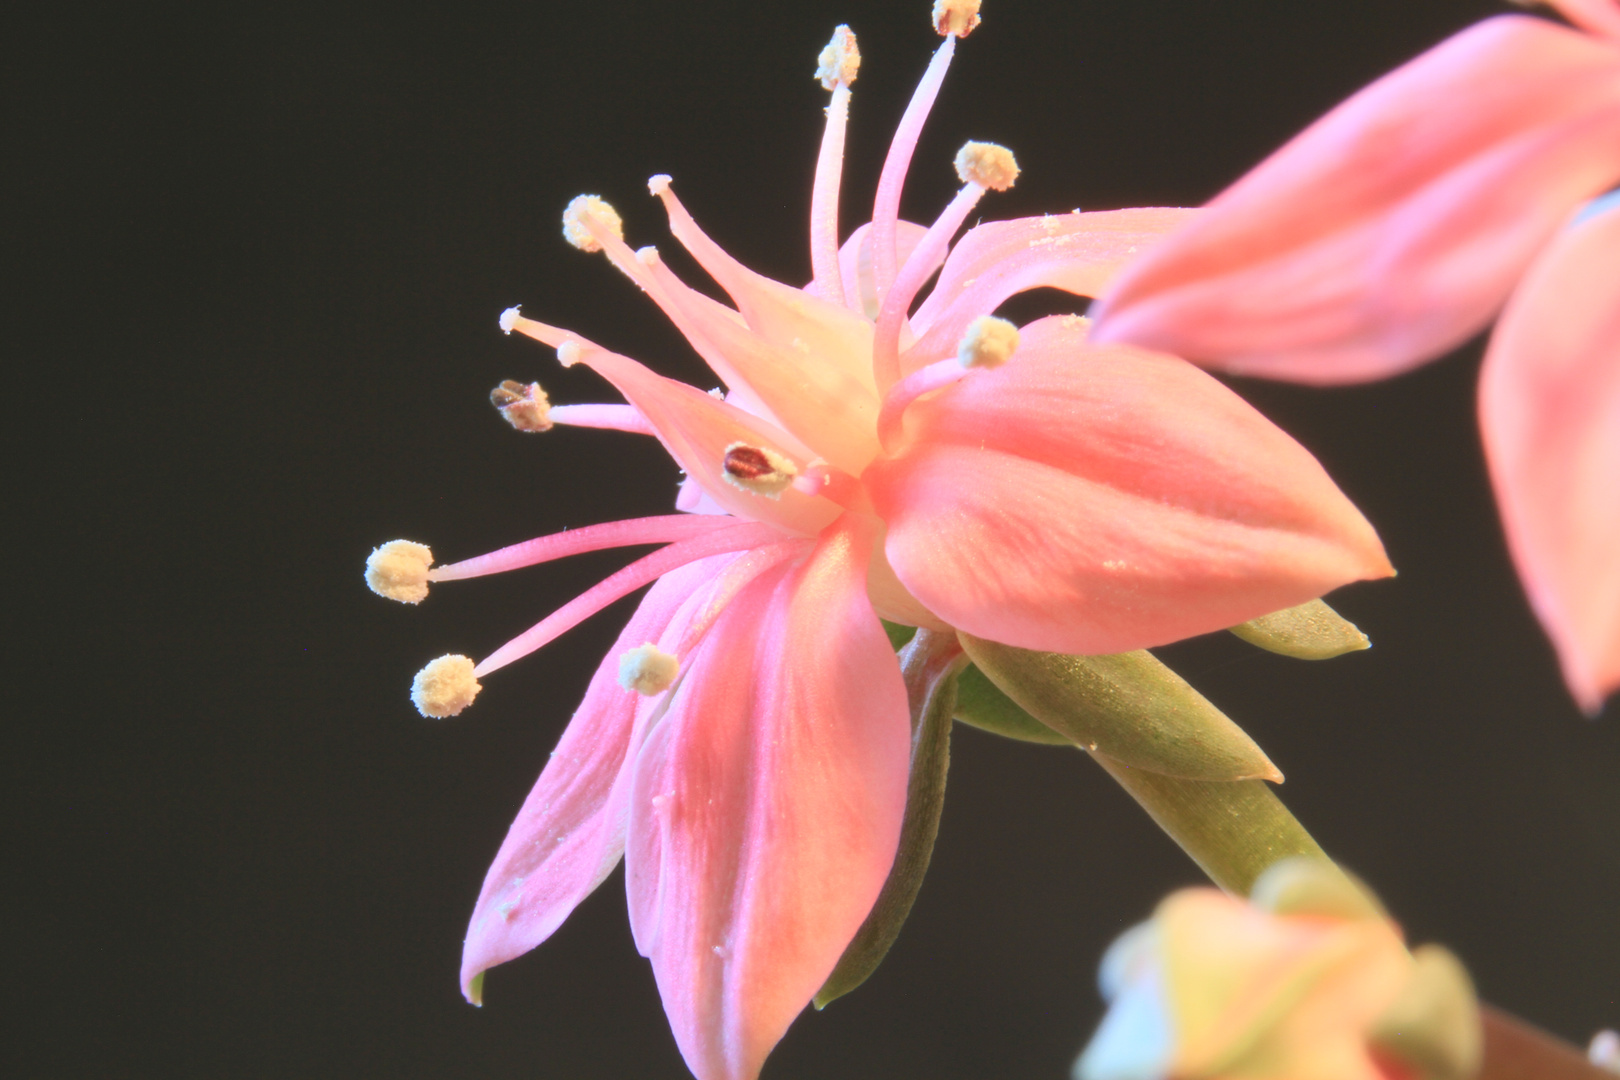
1090 1 1620 711
367 3 1389 1077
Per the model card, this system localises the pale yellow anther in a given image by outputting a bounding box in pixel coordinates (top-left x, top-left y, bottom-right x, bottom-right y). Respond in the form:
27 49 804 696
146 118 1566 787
366 540 434 604
815 25 860 90
617 643 679 696
562 194 623 252
411 654 481 718
557 341 584 368
933 0 982 38
954 141 1018 191
490 380 552 432
499 306 522 334
956 315 1019 369
647 174 672 197
721 442 799 499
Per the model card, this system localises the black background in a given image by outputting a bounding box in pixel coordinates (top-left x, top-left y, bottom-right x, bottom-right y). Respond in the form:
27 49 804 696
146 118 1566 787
11 1 1617 1077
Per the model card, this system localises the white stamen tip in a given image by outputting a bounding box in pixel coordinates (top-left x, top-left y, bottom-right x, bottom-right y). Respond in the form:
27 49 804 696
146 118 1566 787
647 174 672 196
366 540 434 604
721 442 799 499
562 194 623 252
954 141 1018 190
815 25 860 89
957 315 1020 369
557 341 584 368
617 643 680 696
411 654 481 718
933 0 982 38
498 306 521 334
490 380 552 432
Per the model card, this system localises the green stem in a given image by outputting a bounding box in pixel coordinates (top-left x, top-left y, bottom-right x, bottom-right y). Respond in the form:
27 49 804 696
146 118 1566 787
1088 752 1329 896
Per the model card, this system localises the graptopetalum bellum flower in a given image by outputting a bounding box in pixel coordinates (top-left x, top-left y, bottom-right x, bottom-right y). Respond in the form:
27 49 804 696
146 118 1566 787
1076 859 1481 1080
365 3 1390 1077
1089 0 1620 712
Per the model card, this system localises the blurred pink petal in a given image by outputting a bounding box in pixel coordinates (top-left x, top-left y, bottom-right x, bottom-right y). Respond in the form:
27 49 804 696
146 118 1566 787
868 317 1391 654
1479 201 1620 711
1091 15 1620 382
626 516 909 1080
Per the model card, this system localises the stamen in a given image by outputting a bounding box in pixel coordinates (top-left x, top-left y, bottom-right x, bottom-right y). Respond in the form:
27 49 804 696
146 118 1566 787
876 316 1018 451
954 141 1019 191
491 380 553 432
562 195 624 252
548 404 657 436
814 24 860 89
722 442 799 498
872 141 1017 389
428 514 742 584
472 521 783 677
956 314 1019 368
932 0 982 38
617 643 679 695
502 309 576 349
870 35 957 309
810 25 860 305
366 540 434 604
411 654 481 718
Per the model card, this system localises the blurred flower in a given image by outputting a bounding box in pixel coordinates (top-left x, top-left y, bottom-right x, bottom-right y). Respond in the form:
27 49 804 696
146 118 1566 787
1077 859 1481 1080
1090 1 1620 711
367 3 1390 1077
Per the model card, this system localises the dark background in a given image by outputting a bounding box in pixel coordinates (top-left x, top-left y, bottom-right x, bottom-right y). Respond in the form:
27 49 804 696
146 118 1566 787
11 1 1616 1076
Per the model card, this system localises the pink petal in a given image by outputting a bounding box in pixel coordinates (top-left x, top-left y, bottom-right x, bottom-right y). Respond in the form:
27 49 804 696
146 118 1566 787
905 208 1199 372
1479 200 1620 711
563 341 843 537
1090 16 1620 383
459 553 740 1002
625 514 910 1080
865 316 1392 654
837 220 933 320
1540 0 1620 41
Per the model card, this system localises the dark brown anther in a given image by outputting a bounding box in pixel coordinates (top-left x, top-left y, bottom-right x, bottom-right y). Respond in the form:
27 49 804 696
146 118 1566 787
490 380 552 432
489 380 530 408
723 445 775 480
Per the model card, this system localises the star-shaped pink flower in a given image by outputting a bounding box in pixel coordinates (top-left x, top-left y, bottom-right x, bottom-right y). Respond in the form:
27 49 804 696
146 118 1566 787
367 5 1390 1077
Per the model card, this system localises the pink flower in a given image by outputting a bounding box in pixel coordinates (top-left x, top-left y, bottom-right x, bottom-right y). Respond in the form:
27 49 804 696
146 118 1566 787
367 5 1389 1078
1089 1 1620 711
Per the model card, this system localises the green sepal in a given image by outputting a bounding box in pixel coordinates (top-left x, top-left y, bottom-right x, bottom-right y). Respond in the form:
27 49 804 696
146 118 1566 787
953 662 1072 745
881 619 918 650
816 630 961 1009
1229 599 1370 660
958 635 1281 782
1368 944 1483 1080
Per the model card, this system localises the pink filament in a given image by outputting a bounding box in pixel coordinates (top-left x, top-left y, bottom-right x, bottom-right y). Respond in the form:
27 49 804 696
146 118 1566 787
870 36 957 309
430 515 739 582
549 404 657 436
872 182 986 390
876 356 970 452
810 85 853 304
472 521 784 676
